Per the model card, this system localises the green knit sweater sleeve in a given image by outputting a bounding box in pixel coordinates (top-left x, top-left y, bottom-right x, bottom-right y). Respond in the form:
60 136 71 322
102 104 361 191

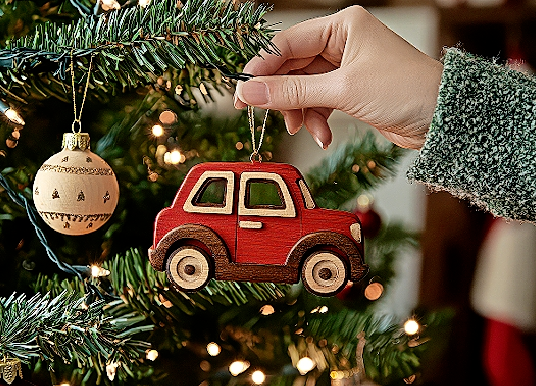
407 48 536 221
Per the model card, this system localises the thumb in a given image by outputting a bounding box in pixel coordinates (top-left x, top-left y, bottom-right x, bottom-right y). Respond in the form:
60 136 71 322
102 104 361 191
235 73 340 110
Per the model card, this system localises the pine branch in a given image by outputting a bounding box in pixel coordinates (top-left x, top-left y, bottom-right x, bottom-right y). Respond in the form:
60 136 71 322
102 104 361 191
0 291 151 368
306 132 406 209
365 222 419 288
304 309 444 384
0 0 276 104
34 248 288 323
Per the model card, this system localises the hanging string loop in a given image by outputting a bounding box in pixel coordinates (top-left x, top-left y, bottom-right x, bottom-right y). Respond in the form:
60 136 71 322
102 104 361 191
247 105 269 163
70 49 95 134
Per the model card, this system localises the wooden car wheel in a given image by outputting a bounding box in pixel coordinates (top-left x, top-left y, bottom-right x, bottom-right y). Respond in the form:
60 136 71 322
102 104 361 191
166 246 211 292
301 251 348 296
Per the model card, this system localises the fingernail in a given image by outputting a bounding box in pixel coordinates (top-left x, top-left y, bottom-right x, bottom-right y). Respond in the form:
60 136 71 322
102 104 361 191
233 93 239 108
287 125 300 136
314 136 328 150
238 81 270 105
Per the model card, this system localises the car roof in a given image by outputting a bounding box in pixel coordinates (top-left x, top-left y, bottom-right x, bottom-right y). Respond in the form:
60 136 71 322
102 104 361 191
188 161 305 179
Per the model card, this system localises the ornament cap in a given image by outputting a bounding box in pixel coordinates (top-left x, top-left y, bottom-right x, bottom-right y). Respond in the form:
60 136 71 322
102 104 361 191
62 132 90 151
0 357 23 384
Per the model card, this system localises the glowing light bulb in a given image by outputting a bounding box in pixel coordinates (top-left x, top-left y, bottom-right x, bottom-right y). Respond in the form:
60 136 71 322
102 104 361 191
170 150 182 164
229 360 249 376
146 349 159 361
260 304 275 315
100 0 120 10
357 194 371 208
138 0 151 7
152 124 164 137
404 319 420 336
319 306 329 313
164 152 172 164
206 342 221 356
296 357 315 375
106 362 119 381
251 370 265 384
5 109 24 125
90 265 110 277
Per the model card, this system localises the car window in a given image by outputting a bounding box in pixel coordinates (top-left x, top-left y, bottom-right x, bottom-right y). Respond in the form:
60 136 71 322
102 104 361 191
183 171 234 214
298 179 316 209
194 177 227 207
238 172 296 218
246 179 285 209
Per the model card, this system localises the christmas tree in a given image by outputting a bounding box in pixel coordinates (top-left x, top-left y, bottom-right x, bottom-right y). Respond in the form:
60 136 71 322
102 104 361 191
0 1 448 385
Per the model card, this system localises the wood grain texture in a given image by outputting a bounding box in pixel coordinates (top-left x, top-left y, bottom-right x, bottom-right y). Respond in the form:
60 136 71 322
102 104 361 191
149 162 367 295
149 223 229 272
166 246 211 291
183 170 234 214
301 251 348 296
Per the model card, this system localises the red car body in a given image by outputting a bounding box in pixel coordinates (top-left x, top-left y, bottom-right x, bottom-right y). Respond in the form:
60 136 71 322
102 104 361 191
149 162 367 296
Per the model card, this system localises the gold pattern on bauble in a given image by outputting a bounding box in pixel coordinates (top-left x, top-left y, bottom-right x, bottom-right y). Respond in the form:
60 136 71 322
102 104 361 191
33 133 119 235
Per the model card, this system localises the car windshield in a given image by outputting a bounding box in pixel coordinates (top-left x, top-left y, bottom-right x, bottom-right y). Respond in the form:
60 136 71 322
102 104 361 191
298 179 316 209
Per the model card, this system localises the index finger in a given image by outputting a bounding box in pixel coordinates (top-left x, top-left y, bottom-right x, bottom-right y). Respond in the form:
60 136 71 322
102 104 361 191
243 13 337 76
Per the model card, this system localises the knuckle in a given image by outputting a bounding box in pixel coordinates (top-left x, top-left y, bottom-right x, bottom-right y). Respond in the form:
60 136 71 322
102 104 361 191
342 5 372 27
281 77 308 107
344 5 367 19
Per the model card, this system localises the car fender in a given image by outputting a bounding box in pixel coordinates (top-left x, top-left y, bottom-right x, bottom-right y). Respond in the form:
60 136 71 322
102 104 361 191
287 232 368 282
148 223 229 271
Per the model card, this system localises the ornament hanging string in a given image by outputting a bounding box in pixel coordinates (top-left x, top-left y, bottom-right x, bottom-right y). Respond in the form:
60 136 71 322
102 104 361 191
247 106 269 162
70 49 94 134
0 174 87 279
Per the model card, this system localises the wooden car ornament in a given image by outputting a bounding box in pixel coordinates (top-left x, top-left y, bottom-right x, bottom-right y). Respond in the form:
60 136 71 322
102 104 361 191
149 161 367 297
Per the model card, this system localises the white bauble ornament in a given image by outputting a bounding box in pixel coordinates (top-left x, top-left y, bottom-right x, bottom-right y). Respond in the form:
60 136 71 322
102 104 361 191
33 133 119 236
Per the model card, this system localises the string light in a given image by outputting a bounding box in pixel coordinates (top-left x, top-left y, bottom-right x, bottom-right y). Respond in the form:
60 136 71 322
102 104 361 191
90 265 110 277
200 360 211 372
330 368 360 380
0 100 25 125
100 0 120 10
106 362 119 381
364 282 384 301
357 194 371 208
319 306 329 313
152 124 164 137
251 370 265 384
296 357 315 375
206 342 221 356
138 0 151 7
170 150 182 164
260 304 275 315
404 319 420 336
229 360 249 376
163 151 172 164
4 109 24 125
163 150 186 165
146 349 159 361
159 110 177 125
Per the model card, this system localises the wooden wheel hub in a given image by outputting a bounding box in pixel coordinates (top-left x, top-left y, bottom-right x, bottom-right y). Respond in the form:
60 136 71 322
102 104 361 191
184 264 196 275
318 267 332 280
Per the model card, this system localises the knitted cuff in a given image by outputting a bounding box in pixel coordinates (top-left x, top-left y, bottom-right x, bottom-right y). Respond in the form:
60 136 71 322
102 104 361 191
407 48 536 221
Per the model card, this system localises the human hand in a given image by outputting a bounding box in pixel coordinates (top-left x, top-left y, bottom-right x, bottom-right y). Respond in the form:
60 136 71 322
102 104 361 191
234 6 443 150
